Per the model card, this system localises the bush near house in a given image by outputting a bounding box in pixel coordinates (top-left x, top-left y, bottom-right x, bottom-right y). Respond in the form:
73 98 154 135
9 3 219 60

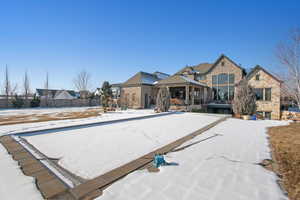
156 87 170 112
30 95 40 107
11 95 24 108
232 79 256 116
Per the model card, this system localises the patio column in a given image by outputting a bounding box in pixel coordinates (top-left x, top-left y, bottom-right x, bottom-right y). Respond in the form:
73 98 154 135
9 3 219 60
191 86 195 105
185 85 189 105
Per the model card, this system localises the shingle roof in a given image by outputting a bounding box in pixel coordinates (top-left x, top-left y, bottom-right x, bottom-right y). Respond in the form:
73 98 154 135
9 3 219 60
122 71 169 86
36 89 77 98
175 63 213 75
155 75 207 87
175 54 246 76
245 65 283 83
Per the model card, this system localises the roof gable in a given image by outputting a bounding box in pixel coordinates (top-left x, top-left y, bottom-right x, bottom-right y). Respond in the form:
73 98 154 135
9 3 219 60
123 71 167 86
206 54 246 74
246 65 282 83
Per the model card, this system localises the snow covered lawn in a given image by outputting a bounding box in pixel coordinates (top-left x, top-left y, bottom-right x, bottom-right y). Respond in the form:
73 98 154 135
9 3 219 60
23 113 221 179
0 109 159 136
0 144 42 200
98 119 289 200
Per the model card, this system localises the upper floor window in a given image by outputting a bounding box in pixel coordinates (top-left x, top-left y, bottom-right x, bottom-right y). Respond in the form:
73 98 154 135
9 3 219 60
255 74 260 80
221 61 225 66
212 75 217 84
254 88 263 100
265 88 272 101
196 74 206 81
218 73 228 84
229 74 235 84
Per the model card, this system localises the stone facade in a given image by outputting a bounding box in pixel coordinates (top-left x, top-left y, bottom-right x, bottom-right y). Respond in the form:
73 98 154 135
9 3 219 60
205 57 244 87
247 68 281 120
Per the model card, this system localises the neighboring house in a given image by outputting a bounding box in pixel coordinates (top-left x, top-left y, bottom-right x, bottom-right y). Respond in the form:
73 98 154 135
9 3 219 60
36 89 78 100
121 71 170 108
246 65 282 120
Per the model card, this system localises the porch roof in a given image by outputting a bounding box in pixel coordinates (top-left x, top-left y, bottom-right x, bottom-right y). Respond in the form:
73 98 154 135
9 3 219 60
155 75 208 87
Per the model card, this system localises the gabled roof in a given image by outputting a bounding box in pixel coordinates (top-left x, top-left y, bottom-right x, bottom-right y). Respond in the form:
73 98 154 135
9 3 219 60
155 75 207 87
205 54 246 74
36 89 77 98
122 71 168 86
175 63 213 75
175 54 246 75
245 65 283 83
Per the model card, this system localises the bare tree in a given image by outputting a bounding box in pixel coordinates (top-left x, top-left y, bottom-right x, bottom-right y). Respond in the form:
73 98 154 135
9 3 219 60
23 70 31 102
232 79 256 116
44 72 49 106
73 70 91 92
2 65 17 107
276 28 300 107
156 87 170 112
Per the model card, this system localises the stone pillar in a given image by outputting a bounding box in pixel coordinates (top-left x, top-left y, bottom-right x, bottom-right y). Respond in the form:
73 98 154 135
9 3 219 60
185 85 189 105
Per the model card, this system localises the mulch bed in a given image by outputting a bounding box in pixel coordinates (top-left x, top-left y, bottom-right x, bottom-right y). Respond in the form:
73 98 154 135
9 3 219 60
268 122 300 200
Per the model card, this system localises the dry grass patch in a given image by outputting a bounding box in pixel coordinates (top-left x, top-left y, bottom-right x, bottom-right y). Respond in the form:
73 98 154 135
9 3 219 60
0 108 102 126
268 122 300 200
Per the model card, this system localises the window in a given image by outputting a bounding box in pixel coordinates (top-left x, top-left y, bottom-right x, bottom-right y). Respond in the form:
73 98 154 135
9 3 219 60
255 74 260 80
265 88 271 101
196 74 206 81
218 74 228 84
229 74 235 84
229 86 234 100
217 86 229 101
212 86 218 100
254 88 263 100
132 93 136 102
264 112 271 120
212 75 217 84
221 61 225 66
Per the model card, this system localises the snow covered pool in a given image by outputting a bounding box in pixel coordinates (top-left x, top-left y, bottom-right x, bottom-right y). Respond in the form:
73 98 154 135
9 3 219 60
23 112 221 179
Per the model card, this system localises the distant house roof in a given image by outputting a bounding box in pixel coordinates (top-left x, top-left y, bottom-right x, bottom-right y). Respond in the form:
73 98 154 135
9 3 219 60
36 89 77 98
122 71 169 86
155 75 208 87
245 65 283 83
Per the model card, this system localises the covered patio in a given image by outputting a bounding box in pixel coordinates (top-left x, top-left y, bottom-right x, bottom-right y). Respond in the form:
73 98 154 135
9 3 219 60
155 75 211 109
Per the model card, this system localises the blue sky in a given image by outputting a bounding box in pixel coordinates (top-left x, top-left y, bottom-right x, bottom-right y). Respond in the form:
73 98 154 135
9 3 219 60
0 0 299 92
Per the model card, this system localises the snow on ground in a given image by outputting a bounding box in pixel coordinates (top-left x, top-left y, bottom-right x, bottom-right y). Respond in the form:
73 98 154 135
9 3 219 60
0 144 42 200
0 106 98 116
0 109 158 136
23 113 221 179
97 119 289 200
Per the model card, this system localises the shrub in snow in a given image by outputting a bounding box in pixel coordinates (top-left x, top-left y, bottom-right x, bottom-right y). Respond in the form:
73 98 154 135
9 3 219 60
30 95 40 107
156 87 170 112
233 79 256 115
12 95 24 108
100 81 112 112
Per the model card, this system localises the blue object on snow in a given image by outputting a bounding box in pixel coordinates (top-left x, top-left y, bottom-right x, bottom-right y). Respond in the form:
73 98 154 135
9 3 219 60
251 115 257 120
153 154 167 168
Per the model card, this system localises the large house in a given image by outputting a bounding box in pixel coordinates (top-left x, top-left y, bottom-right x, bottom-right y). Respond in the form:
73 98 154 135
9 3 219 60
119 54 283 120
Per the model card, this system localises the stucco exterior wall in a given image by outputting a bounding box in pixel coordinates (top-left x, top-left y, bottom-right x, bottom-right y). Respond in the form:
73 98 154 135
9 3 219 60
248 70 281 120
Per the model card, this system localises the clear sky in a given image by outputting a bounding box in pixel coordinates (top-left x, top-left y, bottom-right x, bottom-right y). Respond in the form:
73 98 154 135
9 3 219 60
0 0 299 93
